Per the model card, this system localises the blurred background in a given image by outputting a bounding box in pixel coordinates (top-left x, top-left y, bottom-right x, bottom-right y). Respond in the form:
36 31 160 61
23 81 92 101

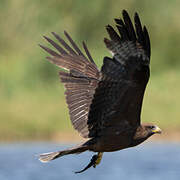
1 0 180 179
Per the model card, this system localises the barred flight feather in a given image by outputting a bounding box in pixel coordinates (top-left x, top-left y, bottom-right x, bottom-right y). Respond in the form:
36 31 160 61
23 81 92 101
40 31 100 138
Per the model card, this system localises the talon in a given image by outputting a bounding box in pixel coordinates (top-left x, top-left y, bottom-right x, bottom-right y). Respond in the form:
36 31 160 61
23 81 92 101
75 152 103 173
95 152 103 166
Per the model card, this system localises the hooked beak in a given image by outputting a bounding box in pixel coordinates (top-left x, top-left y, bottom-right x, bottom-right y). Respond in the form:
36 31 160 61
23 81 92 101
152 126 162 134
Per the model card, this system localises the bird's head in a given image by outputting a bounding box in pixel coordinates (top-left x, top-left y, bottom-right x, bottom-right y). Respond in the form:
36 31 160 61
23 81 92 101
132 123 162 147
143 123 162 136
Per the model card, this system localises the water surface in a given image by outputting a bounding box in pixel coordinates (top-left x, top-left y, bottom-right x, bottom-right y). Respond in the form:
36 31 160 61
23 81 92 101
0 142 180 180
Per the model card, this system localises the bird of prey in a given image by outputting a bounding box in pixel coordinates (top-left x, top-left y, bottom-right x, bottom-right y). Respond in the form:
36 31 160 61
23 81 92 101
39 10 162 173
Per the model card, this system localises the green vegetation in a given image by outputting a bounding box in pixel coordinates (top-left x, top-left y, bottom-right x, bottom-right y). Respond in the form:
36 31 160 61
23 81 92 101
1 1 180 141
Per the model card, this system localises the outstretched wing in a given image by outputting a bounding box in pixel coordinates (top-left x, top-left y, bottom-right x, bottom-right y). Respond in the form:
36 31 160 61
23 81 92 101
40 31 100 138
87 10 151 138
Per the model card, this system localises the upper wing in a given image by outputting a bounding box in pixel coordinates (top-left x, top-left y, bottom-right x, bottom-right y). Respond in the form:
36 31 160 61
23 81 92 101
87 10 151 138
40 31 100 138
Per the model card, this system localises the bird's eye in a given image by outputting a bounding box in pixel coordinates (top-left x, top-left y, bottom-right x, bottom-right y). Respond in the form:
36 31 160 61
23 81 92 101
149 126 155 129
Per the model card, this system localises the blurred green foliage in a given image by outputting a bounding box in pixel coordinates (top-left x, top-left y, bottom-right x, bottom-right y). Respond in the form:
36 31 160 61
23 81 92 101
1 1 180 141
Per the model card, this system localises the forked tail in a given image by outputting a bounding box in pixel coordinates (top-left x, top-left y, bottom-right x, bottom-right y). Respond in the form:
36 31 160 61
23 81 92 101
39 144 88 163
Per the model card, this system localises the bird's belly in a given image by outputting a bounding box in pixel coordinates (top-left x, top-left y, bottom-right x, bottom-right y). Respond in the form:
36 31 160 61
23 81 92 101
92 133 133 152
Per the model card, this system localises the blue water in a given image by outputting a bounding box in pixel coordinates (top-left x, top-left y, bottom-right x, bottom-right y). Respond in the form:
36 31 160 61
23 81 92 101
0 142 180 180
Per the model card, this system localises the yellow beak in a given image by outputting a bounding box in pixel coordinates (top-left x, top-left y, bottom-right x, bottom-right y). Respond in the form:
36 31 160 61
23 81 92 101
152 126 162 134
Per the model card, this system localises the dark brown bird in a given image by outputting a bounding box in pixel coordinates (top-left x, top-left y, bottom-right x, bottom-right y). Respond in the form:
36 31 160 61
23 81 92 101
39 10 161 173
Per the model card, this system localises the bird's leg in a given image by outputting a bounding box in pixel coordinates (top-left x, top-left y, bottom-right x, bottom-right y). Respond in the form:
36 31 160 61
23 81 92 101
93 152 103 168
75 152 103 173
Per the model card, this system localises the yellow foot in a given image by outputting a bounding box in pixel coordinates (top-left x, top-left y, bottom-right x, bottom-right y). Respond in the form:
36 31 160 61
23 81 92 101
93 152 103 168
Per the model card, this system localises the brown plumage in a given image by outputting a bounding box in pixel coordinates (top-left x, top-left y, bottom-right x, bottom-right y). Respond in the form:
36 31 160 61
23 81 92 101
39 10 161 173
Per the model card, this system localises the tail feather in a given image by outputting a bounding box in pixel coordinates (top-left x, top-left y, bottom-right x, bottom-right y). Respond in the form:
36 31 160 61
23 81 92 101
39 145 88 163
39 151 61 163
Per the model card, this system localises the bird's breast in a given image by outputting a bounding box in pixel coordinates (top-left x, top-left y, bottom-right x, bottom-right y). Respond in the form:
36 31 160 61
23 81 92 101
91 129 135 152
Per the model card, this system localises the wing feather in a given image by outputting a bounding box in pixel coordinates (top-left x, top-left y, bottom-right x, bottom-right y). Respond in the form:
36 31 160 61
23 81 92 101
51 32 77 55
82 41 96 65
87 10 151 138
40 32 100 138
